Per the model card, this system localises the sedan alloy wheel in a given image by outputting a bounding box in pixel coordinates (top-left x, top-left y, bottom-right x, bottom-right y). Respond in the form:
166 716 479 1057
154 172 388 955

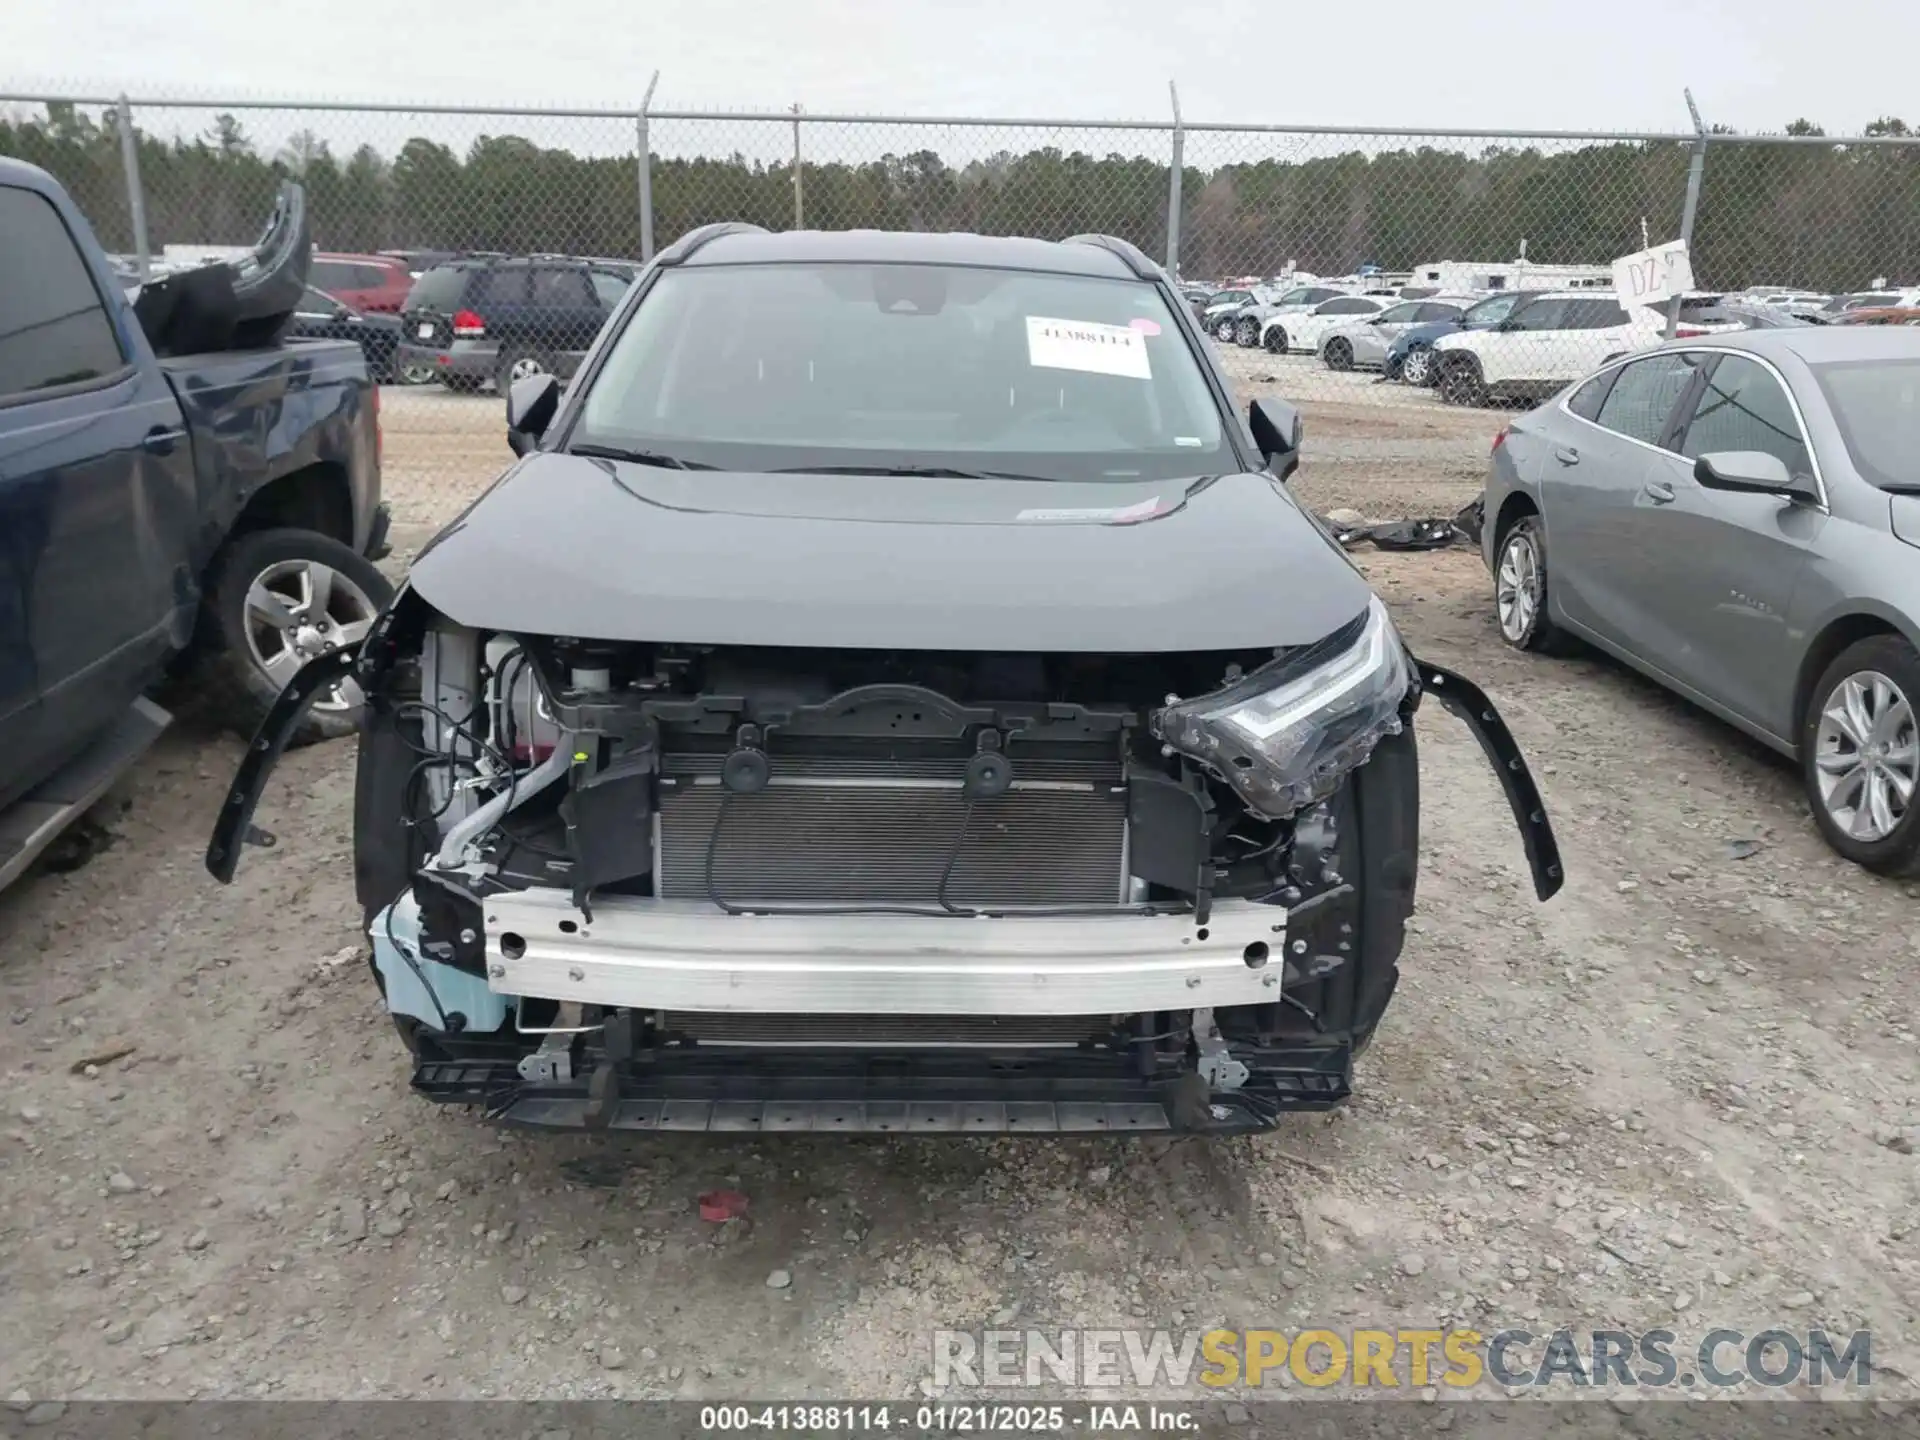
1813 669 1917 843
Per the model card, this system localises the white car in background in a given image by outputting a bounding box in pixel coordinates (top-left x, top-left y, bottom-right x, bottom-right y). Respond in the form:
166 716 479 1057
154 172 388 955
1224 283 1347 346
1262 293 1399 354
1316 295 1477 370
1429 291 1667 405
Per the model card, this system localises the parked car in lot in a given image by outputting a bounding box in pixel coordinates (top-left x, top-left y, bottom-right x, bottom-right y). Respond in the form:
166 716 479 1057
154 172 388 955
1198 287 1259 339
1318 297 1473 371
1230 284 1347 347
1385 290 1545 385
1262 294 1399 355
0 159 391 891
210 224 1563 1137
396 255 638 393
1834 306 1920 327
1432 292 1666 405
1482 328 1920 873
309 252 416 314
288 285 405 383
1821 290 1920 318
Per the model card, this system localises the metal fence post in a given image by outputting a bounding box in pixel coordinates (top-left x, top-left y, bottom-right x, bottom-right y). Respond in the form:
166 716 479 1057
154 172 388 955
790 103 805 229
1165 81 1184 278
111 93 150 280
636 70 659 262
1665 88 1708 341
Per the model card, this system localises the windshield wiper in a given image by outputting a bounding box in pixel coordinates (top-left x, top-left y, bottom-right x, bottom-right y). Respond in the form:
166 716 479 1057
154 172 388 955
569 443 716 470
766 463 1058 481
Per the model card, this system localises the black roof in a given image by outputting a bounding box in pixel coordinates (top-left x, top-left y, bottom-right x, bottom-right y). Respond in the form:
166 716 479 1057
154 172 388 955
683 228 1145 280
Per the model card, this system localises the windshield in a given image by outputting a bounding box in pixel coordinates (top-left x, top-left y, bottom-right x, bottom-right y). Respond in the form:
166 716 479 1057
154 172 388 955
1812 358 1920 491
570 262 1231 482
1462 294 1524 326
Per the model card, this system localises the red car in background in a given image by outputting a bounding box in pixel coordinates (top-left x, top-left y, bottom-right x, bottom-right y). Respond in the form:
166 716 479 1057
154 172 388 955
309 252 415 313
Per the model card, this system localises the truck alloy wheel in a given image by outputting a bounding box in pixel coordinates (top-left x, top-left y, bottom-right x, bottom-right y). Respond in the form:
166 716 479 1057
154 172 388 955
205 528 395 745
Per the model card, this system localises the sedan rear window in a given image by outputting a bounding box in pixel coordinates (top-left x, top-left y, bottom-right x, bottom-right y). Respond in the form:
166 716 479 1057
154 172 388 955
574 262 1229 482
1812 358 1920 492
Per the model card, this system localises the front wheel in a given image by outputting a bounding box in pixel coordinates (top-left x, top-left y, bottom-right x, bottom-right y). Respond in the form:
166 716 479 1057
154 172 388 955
1438 355 1487 406
201 528 395 745
1400 346 1434 386
1493 515 1572 654
1802 637 1920 875
1263 325 1288 354
1235 317 1259 347
1324 338 1354 371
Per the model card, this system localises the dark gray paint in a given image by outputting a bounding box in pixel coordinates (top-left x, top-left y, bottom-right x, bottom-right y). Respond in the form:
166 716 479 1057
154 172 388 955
407 454 1374 652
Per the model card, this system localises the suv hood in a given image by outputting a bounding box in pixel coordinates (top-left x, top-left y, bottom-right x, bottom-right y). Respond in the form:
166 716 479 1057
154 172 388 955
408 452 1373 651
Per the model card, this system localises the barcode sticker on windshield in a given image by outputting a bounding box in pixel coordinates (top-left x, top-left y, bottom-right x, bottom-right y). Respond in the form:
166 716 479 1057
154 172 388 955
1026 316 1152 380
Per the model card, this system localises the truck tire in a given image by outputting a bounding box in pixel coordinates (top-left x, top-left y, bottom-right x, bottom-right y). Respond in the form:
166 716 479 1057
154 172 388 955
201 528 394 747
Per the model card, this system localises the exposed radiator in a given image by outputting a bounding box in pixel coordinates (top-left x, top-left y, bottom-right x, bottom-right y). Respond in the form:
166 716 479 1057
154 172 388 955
655 750 1127 907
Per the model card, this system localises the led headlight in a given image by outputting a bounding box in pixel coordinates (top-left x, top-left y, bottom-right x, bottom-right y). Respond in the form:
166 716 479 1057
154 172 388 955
1150 596 1414 818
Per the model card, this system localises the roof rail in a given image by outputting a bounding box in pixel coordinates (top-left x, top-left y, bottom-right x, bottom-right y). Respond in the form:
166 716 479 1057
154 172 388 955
655 222 771 267
1062 233 1162 281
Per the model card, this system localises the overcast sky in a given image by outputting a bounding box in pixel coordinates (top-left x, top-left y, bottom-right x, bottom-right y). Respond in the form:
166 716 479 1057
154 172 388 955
3 0 1917 136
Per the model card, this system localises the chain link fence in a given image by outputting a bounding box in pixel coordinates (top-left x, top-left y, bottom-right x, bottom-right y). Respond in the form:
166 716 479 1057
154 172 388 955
5 91 1919 521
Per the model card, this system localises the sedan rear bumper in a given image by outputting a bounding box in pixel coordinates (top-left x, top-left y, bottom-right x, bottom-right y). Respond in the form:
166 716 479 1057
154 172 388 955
485 891 1291 1016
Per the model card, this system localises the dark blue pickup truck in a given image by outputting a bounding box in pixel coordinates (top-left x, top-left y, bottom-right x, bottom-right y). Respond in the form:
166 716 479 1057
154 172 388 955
0 157 391 888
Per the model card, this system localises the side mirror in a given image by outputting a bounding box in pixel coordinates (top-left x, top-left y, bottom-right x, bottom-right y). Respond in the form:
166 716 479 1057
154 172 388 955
1248 397 1303 481
506 372 561 457
1693 451 1804 498
1495 318 1521 332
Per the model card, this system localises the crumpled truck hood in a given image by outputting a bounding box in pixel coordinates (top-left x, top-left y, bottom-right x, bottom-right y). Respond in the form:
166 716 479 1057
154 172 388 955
407 453 1374 652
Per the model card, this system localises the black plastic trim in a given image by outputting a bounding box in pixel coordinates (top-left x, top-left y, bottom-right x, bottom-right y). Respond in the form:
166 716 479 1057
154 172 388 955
654 221 771 267
1415 659 1565 901
1061 233 1161 280
205 644 362 882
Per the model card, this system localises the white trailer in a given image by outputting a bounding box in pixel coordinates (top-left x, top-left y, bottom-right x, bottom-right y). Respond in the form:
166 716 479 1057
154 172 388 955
1407 259 1612 293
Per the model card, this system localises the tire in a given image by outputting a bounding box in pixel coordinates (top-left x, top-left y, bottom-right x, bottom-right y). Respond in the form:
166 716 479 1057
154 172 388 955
1801 635 1920 875
1235 317 1259 347
200 527 395 746
496 346 553 392
1213 317 1238 342
1324 338 1354 371
1438 354 1487 406
1400 346 1434 386
1492 514 1573 655
1264 325 1288 354
399 359 437 386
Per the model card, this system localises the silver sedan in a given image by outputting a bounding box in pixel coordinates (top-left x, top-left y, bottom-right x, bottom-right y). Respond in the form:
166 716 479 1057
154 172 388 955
1319 297 1471 371
1480 327 1920 874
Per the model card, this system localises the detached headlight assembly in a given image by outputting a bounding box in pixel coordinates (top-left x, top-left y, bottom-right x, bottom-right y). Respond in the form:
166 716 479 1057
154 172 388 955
1150 596 1414 818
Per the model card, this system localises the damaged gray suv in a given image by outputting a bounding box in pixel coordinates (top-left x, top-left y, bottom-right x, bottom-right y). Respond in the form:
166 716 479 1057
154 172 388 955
209 225 1563 1136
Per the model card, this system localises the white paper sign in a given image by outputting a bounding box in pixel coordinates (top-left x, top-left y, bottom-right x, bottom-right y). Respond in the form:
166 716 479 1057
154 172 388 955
1612 240 1695 308
1025 316 1152 379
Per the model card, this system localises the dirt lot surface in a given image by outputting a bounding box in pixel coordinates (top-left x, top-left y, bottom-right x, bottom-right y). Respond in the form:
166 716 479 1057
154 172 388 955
3 363 1918 1408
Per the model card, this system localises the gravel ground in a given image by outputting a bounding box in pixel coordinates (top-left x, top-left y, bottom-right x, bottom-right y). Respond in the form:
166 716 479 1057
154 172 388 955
2 363 1918 1408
